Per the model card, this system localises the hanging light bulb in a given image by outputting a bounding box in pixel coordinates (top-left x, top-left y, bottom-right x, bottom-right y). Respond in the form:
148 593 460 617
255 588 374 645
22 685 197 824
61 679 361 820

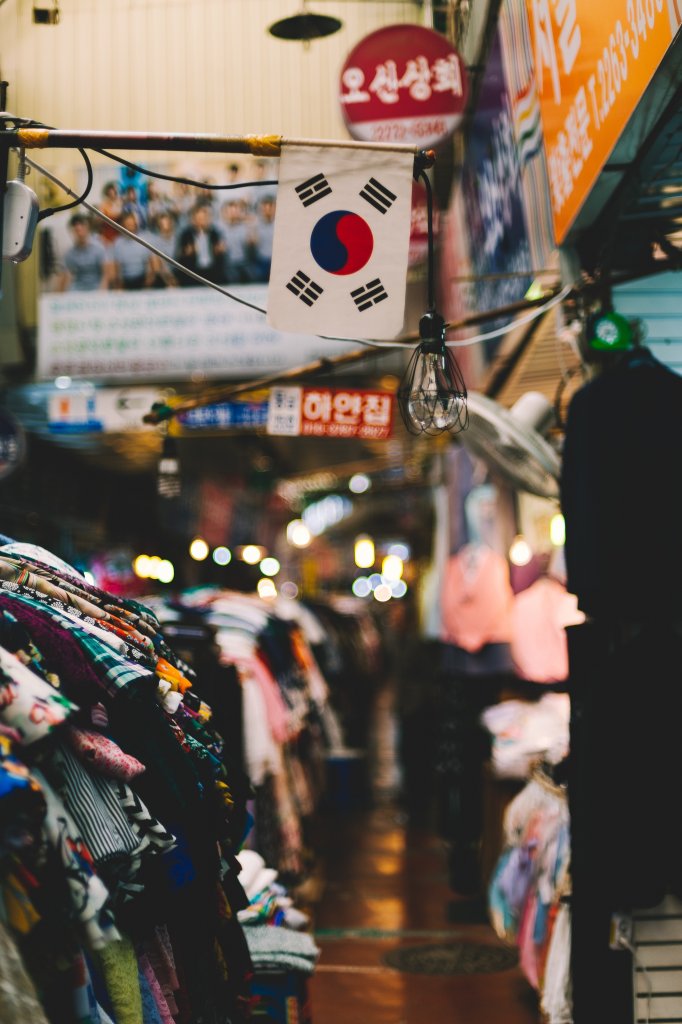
397 311 468 436
354 535 375 569
157 435 181 499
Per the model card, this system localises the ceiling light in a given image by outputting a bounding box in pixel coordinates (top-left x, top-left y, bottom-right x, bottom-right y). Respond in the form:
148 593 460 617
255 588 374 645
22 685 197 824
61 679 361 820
349 473 371 494
354 535 375 569
509 535 533 567
550 513 566 547
352 577 371 597
287 520 312 548
388 543 410 560
157 560 175 584
257 578 278 600
242 545 264 565
382 555 404 581
189 537 209 561
268 6 342 42
133 555 151 578
213 546 232 566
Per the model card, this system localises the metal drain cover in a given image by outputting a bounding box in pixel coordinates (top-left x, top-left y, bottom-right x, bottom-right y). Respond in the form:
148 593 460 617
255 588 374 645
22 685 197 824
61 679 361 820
382 942 518 975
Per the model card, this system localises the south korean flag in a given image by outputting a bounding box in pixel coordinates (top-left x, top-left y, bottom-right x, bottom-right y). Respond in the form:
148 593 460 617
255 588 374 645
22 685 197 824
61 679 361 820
267 144 413 341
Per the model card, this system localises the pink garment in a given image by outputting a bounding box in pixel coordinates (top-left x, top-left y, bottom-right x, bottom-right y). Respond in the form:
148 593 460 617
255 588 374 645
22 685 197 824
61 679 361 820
67 727 146 781
511 577 585 683
139 953 175 1024
144 927 179 1017
518 893 541 990
440 544 513 653
237 654 290 745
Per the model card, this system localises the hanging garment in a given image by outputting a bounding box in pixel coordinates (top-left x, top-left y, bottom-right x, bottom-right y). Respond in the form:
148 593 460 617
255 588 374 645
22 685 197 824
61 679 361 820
138 953 175 1024
32 766 121 950
511 577 585 683
96 937 144 1024
0 592 156 703
243 923 319 975
43 743 146 871
67 727 147 782
0 919 50 1024
561 348 682 620
0 644 77 747
541 902 573 1024
0 541 85 580
440 544 514 653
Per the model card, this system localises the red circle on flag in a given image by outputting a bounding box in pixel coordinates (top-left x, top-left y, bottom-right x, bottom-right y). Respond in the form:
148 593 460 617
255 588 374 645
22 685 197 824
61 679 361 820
339 24 468 148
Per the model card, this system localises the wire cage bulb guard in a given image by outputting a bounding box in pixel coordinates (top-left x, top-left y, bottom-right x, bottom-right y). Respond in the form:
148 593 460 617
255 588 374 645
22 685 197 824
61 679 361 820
397 311 468 436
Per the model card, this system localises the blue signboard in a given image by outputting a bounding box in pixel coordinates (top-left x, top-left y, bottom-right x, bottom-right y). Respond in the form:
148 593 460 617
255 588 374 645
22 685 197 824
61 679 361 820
460 29 533 346
178 401 268 431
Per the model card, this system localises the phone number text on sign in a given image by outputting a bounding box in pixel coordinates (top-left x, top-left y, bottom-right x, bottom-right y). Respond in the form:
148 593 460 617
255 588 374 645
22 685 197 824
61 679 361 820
531 0 680 239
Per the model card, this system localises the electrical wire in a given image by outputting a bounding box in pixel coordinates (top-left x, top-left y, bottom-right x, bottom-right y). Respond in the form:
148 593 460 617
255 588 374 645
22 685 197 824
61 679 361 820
25 154 268 314
94 148 278 192
445 286 572 346
36 147 94 221
420 169 436 312
25 154 572 349
2 116 95 221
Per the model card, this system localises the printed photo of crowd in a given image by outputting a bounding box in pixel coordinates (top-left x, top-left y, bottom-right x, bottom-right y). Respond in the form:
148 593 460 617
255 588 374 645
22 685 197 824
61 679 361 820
42 157 277 292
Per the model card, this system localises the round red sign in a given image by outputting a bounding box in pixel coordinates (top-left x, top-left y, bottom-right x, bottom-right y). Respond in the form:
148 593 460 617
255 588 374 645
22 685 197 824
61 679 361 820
339 24 468 148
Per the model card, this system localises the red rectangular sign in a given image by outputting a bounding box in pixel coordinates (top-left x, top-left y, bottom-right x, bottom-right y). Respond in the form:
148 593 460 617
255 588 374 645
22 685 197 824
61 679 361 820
267 385 394 438
300 387 393 439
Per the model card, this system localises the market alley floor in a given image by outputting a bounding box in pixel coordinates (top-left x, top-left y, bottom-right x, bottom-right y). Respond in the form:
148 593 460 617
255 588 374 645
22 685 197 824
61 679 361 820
305 688 542 1024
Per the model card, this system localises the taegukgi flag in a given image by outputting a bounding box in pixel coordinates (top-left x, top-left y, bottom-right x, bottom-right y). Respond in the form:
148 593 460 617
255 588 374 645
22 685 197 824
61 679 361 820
267 144 413 341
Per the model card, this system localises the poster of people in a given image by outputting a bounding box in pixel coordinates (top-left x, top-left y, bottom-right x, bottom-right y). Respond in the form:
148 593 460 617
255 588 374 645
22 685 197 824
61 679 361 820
41 154 278 295
37 155 369 382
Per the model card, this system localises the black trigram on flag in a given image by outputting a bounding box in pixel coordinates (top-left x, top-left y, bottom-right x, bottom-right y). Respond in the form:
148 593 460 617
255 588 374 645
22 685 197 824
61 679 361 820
351 279 388 311
359 177 397 214
287 270 324 306
295 173 332 207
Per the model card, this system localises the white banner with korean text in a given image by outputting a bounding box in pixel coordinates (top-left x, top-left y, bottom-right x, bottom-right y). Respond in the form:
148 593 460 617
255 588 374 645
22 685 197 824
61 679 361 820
37 285 352 382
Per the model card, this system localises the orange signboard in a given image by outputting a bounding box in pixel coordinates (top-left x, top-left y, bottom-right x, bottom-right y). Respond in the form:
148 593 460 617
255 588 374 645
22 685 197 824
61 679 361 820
526 0 682 241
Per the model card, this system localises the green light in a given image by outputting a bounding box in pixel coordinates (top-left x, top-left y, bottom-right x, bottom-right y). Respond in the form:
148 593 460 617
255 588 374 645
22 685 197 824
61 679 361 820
588 312 632 351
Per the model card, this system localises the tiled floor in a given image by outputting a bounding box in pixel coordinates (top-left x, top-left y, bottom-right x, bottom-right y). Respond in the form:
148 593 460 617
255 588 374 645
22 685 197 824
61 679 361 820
305 684 542 1023
307 804 541 1024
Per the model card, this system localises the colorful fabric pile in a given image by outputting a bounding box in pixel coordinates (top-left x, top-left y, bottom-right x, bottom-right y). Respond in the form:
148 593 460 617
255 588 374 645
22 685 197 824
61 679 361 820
488 773 572 1023
480 693 570 779
0 540 254 1024
150 589 348 882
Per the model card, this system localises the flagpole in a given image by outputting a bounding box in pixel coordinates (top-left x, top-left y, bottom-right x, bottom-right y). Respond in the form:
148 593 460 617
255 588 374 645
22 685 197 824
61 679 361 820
7 126 434 163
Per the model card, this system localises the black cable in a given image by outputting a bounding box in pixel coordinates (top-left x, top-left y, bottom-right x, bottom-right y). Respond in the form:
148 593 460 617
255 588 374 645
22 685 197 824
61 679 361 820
420 169 435 312
94 148 278 192
37 147 93 221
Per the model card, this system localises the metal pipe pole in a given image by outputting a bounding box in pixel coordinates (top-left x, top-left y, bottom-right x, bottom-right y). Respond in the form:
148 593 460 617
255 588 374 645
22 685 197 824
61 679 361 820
8 127 434 162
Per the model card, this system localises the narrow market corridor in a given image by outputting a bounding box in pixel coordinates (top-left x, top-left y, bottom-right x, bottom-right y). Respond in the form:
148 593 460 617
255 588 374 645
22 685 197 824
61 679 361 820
307 684 541 1024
